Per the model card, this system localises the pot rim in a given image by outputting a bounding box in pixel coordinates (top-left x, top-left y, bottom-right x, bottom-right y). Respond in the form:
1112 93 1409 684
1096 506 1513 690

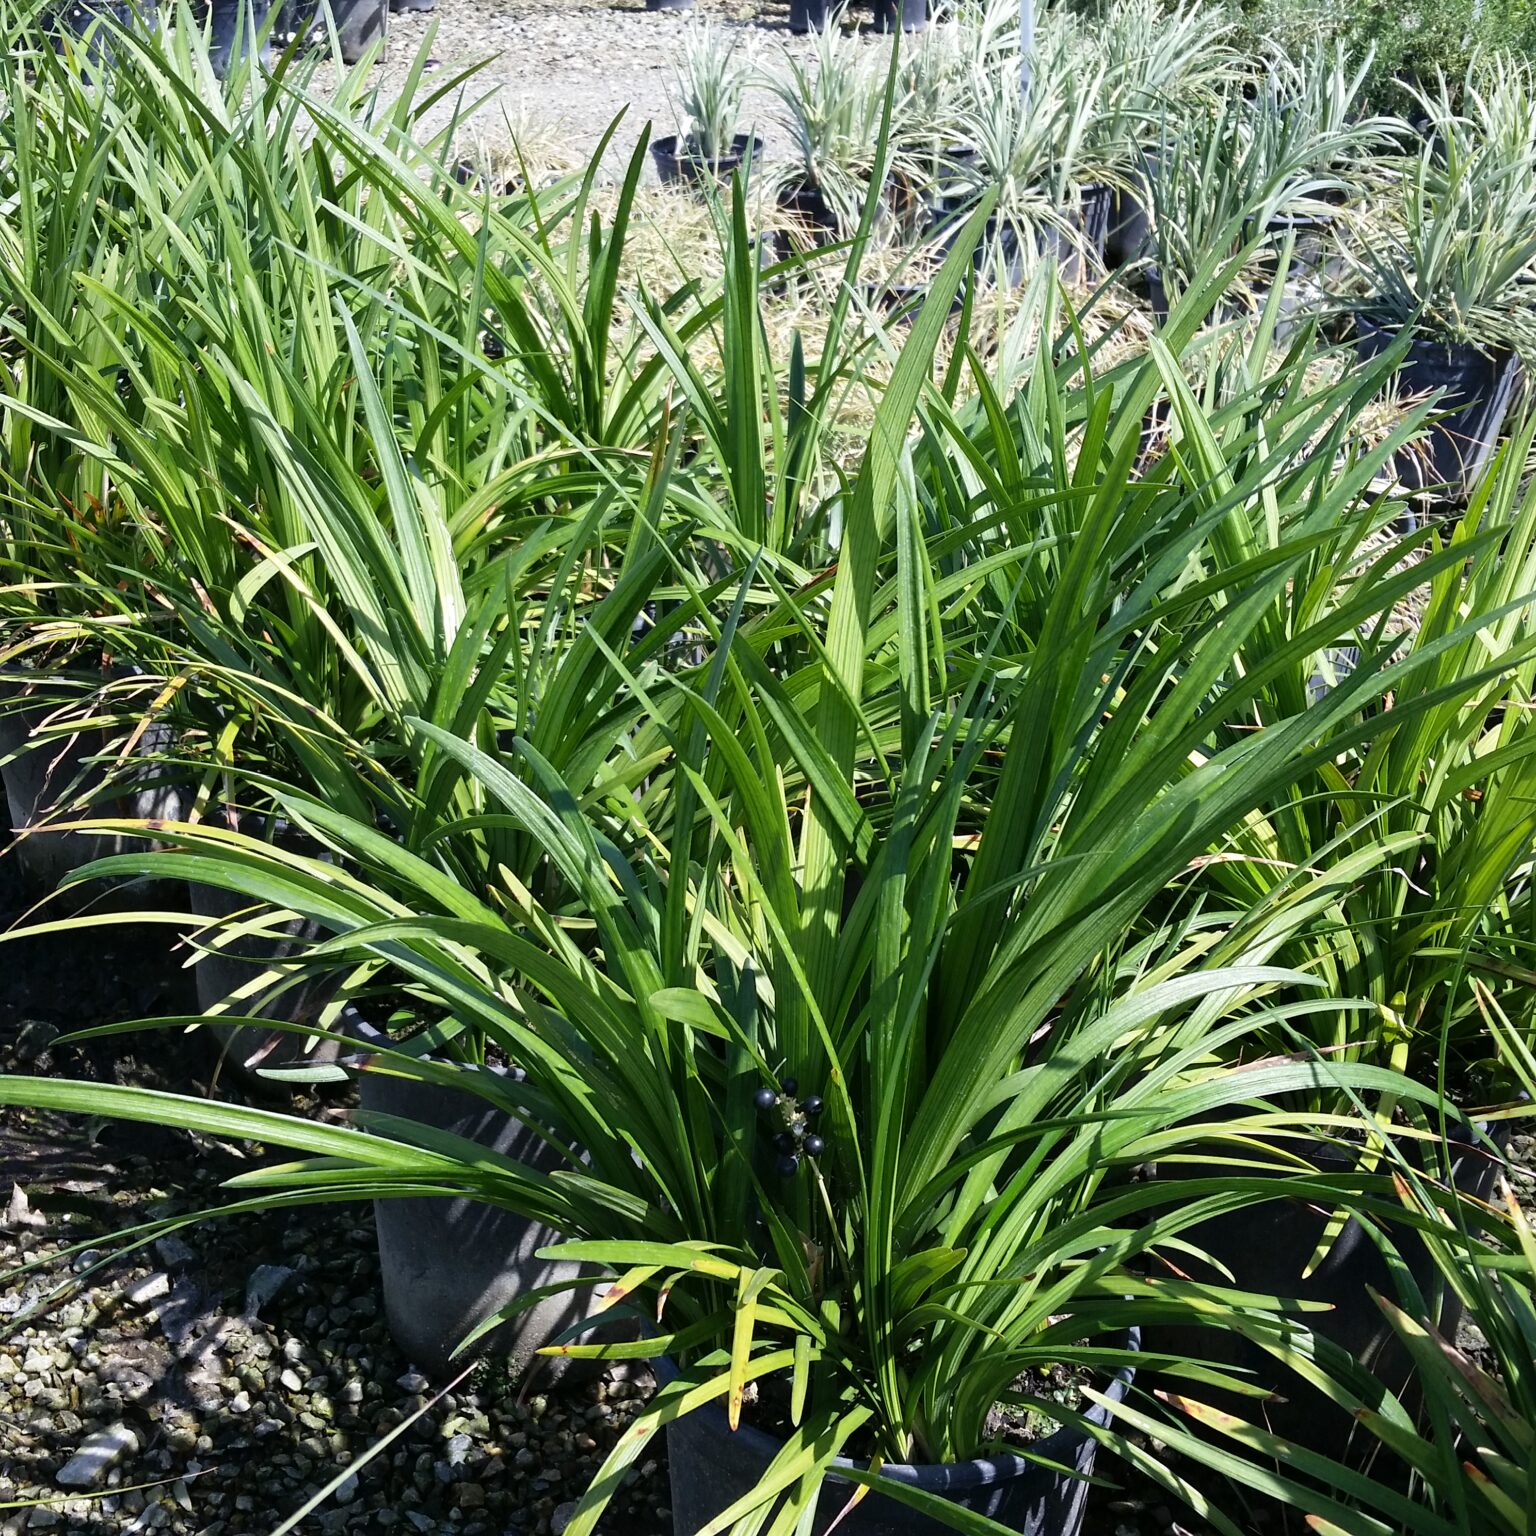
658 1326 1138 1490
1354 314 1518 365
650 132 764 164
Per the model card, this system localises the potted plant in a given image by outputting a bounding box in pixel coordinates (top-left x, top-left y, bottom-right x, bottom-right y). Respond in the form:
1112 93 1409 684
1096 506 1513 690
1141 92 1349 324
885 20 973 240
949 47 1111 286
1108 1009 1534 1523
651 22 761 188
1348 73 1536 499
766 20 910 246
1089 0 1238 265
9 230 1490 1533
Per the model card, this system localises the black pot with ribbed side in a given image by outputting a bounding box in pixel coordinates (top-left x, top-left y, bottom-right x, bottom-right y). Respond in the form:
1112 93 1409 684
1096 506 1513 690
1078 182 1114 267
650 133 763 188
1143 266 1249 330
0 675 113 896
1264 212 1339 281
1355 319 1523 502
873 0 925 31
664 1334 1139 1536
921 148 981 236
1140 1119 1513 1456
207 0 281 73
789 0 834 31
356 1025 618 1382
968 199 1108 290
209 0 378 68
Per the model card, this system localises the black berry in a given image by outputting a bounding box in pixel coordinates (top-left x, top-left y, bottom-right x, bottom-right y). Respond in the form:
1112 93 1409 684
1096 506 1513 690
782 1077 799 1096
803 1134 825 1158
800 1095 823 1117
775 1153 801 1178
773 1132 798 1154
753 1087 778 1112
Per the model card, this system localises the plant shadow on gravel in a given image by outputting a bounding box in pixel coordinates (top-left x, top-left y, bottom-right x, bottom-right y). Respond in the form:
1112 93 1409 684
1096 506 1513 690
0 868 671 1536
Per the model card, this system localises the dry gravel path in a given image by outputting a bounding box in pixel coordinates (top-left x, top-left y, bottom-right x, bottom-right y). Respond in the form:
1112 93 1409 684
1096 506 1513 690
367 0 901 176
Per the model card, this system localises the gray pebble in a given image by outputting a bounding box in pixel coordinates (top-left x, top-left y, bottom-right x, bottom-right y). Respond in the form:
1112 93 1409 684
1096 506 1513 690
55 1422 139 1489
245 1265 297 1317
123 1272 171 1309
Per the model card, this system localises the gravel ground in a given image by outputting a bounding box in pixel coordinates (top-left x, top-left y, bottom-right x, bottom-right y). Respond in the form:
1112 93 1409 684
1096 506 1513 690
0 974 670 1536
359 0 898 176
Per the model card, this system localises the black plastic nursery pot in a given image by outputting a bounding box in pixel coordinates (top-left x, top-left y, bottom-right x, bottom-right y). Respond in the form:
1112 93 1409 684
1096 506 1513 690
1264 211 1338 281
1143 266 1249 330
665 1334 1139 1535
313 0 383 61
208 0 380 72
774 184 842 261
1354 319 1523 502
207 0 277 72
789 0 834 31
356 1030 614 1382
918 148 980 237
0 670 183 898
650 134 763 189
185 812 348 1083
50 0 156 60
1104 182 1149 269
1141 1120 1512 1455
873 0 926 32
0 680 110 896
973 192 1110 291
1077 182 1113 268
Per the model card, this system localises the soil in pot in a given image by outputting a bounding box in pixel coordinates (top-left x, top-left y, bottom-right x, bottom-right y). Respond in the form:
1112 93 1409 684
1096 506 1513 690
1139 1119 1513 1457
651 133 762 189
666 1333 1139 1535
358 1036 624 1382
1355 319 1523 501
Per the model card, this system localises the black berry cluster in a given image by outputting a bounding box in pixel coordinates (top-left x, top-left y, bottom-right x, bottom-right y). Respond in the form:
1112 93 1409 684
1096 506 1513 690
754 1078 825 1176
